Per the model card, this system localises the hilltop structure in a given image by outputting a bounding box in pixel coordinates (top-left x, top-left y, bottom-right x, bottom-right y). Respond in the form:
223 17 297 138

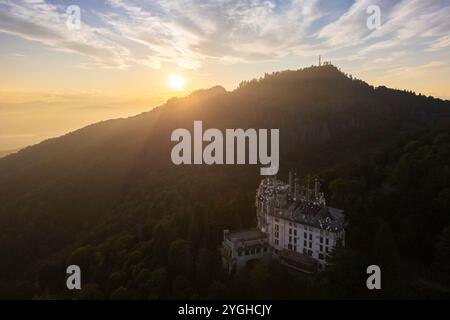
318 55 332 66
221 173 346 274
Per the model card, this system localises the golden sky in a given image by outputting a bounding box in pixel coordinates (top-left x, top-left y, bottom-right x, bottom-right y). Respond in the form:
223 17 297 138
0 0 449 151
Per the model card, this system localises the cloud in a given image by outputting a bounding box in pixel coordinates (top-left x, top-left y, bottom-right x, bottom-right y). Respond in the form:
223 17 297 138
99 0 326 68
317 0 380 46
318 0 449 47
0 0 449 72
317 0 450 70
427 35 450 52
368 0 450 40
0 0 128 68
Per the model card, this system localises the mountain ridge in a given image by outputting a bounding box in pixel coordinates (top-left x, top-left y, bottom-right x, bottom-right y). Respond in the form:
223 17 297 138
1 65 448 165
0 65 449 298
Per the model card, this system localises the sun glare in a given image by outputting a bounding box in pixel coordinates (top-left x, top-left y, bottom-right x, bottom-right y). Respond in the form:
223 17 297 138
168 74 186 91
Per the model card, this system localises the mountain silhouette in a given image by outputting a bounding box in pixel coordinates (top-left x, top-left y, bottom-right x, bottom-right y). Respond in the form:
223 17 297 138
0 65 449 299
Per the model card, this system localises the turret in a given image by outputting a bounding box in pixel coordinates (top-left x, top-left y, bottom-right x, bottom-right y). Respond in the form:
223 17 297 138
288 171 293 197
294 173 299 200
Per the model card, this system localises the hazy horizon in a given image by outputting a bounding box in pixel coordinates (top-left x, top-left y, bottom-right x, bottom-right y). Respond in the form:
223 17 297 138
1 0 450 151
1 64 449 154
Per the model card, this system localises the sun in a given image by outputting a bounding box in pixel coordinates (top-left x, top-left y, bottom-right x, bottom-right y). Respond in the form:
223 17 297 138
168 74 186 91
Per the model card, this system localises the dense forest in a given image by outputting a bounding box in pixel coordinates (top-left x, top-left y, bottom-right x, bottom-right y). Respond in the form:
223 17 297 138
0 65 449 299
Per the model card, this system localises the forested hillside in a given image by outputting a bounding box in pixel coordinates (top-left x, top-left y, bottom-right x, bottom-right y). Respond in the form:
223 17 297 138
0 65 449 299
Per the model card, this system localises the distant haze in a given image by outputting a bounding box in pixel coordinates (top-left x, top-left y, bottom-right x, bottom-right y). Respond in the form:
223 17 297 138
1 0 449 150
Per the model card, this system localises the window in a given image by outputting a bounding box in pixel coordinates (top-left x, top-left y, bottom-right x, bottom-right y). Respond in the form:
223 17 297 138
275 232 279 238
320 237 323 243
326 247 329 253
309 242 312 248
288 244 292 250
309 234 312 240
294 238 297 244
294 230 297 236
263 247 267 252
238 251 242 257
319 253 324 260
303 248 307 255
245 250 249 255
304 232 307 239
256 248 260 254
289 228 292 235
304 240 307 246
308 250 313 256
289 236 292 242
294 246 297 251
275 240 279 245
320 245 323 252
326 238 329 245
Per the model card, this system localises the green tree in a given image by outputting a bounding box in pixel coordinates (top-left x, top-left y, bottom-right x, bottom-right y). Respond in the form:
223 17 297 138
329 178 366 208
372 222 405 297
321 244 368 298
433 226 450 286
207 281 228 300
148 267 168 299
195 246 213 287
38 260 65 293
168 239 192 276
172 275 194 299
110 286 130 300
75 284 104 300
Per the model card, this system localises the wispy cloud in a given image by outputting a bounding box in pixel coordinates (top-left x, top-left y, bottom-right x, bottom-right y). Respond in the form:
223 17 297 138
0 0 328 69
99 0 326 68
427 35 450 52
0 0 129 68
0 0 449 72
317 0 389 47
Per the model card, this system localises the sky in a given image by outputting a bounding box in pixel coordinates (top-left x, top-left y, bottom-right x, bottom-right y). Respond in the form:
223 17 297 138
0 0 449 151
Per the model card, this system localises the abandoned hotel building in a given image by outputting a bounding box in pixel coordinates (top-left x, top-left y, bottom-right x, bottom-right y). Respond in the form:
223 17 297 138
221 173 346 274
